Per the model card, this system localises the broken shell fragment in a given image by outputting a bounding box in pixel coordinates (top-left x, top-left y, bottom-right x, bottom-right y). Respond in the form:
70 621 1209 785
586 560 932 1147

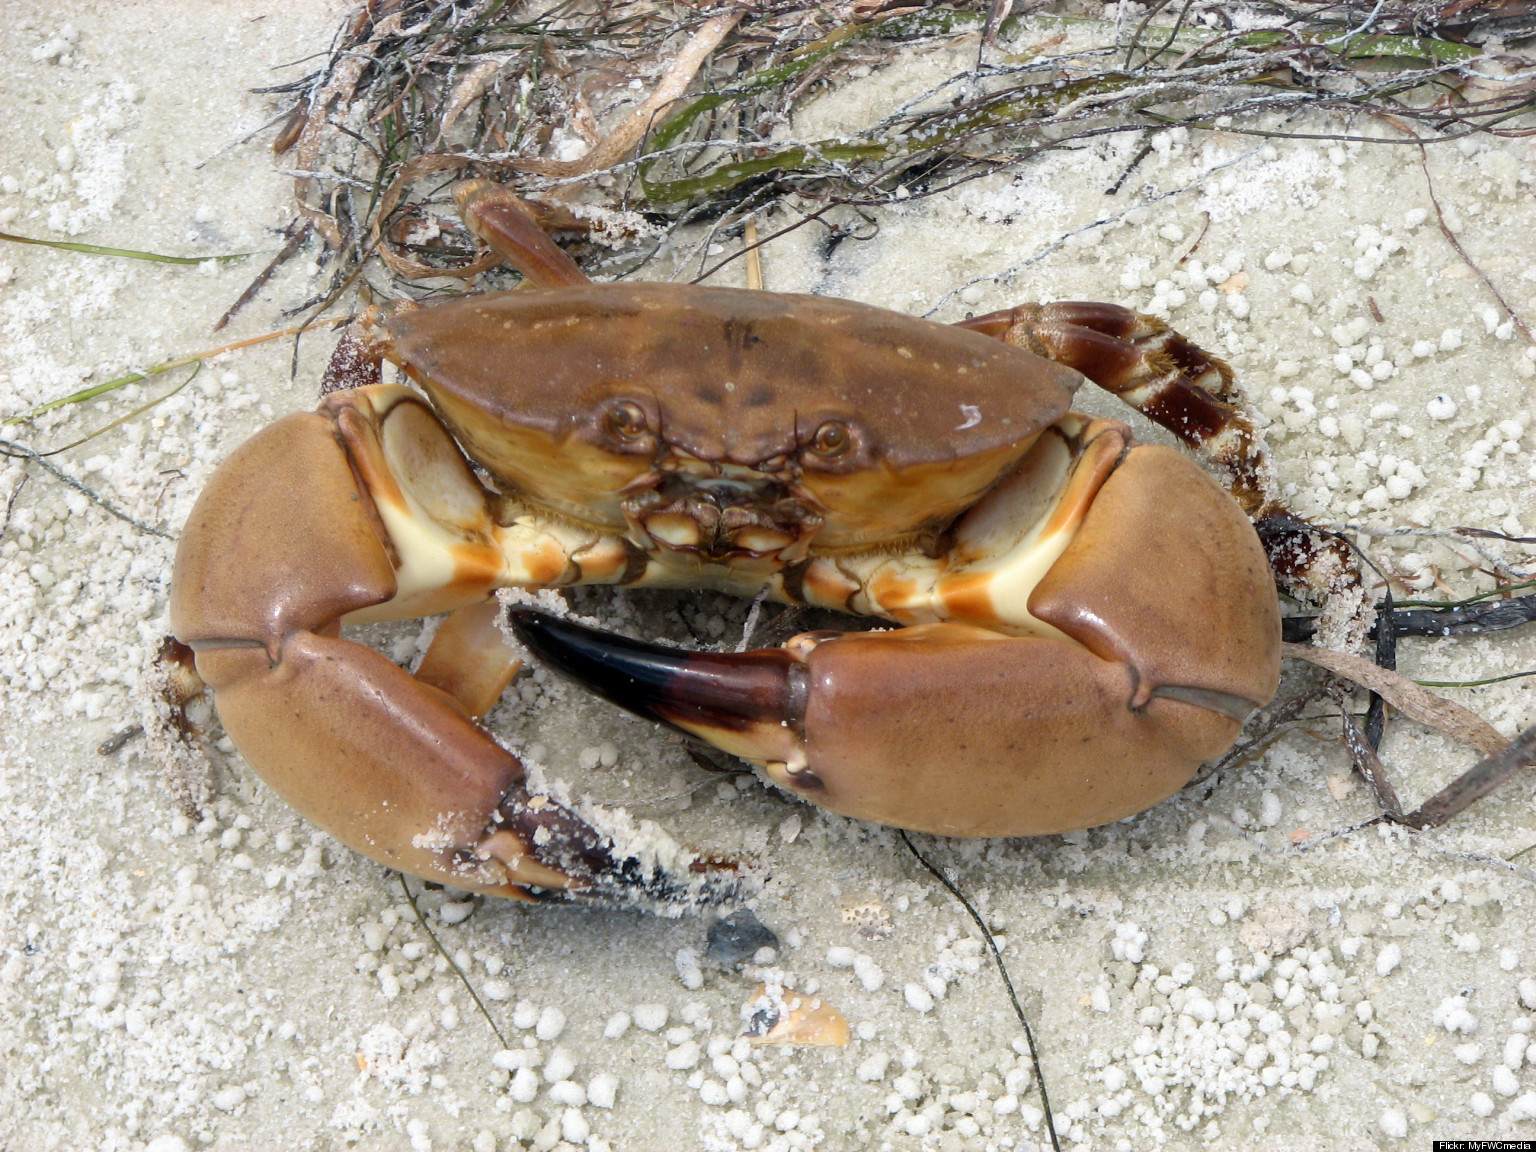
740 983 849 1047
840 896 893 939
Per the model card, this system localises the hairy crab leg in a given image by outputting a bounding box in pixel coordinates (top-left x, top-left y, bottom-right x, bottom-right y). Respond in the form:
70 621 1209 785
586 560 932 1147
955 303 1267 512
956 302 1366 619
508 419 1280 838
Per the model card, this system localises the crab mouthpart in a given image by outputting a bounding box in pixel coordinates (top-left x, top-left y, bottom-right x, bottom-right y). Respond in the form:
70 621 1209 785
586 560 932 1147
507 607 810 771
622 458 823 564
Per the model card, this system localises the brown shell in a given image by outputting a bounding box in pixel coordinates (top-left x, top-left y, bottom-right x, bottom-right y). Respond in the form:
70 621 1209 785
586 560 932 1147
384 283 1081 471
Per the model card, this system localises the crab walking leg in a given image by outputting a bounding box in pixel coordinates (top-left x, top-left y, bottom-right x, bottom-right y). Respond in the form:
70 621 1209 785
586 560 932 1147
168 390 736 902
454 179 591 289
955 302 1363 608
956 303 1272 514
510 425 1282 837
414 598 524 722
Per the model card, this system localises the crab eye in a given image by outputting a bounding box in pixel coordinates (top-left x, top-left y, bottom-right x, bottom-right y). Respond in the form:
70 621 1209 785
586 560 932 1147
605 401 648 440
810 420 851 459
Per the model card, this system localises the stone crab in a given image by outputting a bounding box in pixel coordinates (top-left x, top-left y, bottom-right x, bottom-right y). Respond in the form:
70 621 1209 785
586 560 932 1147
165 180 1281 908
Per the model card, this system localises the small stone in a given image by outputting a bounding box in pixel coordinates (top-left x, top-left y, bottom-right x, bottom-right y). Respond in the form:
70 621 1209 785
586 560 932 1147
856 1053 890 1082
543 1048 575 1083
1376 943 1402 977
588 1072 619 1109
1493 1065 1520 1097
509 1067 539 1103
561 1108 589 1144
633 1004 668 1032
707 909 779 967
853 956 884 992
548 1080 586 1107
535 1006 566 1041
666 1040 701 1070
1379 1108 1408 1138
603 1012 630 1038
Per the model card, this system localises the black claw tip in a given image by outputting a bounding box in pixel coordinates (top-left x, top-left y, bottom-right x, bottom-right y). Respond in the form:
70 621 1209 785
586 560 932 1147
507 608 802 738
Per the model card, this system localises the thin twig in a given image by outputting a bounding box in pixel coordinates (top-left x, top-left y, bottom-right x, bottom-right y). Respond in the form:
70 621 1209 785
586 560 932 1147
215 219 315 331
0 440 173 540
1418 142 1536 345
900 830 1060 1152
0 471 28 541
398 875 508 1049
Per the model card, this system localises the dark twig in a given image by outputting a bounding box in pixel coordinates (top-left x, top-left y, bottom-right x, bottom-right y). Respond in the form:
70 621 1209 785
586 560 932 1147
1397 721 1536 830
0 440 174 540
1283 592 1536 642
899 830 1060 1152
1332 687 1404 817
214 219 314 331
1418 142 1536 345
1455 525 1536 546
1104 133 1155 194
1364 584 1396 750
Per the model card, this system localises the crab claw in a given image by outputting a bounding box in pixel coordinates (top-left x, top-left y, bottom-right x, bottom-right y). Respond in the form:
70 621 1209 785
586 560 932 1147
168 389 744 910
507 608 810 773
511 606 1268 837
509 439 1278 840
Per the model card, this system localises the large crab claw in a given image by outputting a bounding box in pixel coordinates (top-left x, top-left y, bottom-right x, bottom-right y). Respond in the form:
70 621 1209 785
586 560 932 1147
168 393 740 906
509 438 1280 837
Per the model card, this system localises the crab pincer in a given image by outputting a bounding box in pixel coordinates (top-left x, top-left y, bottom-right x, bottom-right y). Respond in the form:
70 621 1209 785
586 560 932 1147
508 418 1279 838
169 392 742 907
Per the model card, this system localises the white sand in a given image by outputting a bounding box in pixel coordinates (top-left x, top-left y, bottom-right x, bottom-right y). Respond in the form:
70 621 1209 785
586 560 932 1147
2 5 1534 1151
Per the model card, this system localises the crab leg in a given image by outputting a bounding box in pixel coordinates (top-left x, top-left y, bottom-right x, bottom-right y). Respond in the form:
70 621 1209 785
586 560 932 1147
509 423 1281 838
414 598 524 722
169 387 737 904
454 179 590 289
956 303 1271 516
956 301 1363 610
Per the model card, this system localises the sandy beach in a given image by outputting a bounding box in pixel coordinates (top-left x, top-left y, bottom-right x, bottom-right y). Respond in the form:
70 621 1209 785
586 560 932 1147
2 4 1534 1150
